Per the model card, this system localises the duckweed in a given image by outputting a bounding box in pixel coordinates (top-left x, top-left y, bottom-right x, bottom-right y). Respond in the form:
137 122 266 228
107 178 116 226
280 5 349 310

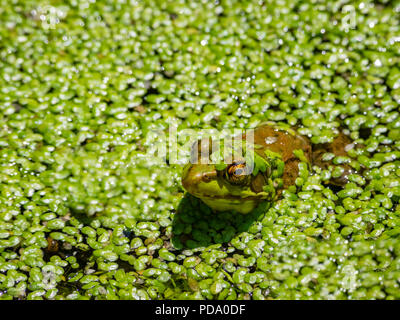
1 0 400 300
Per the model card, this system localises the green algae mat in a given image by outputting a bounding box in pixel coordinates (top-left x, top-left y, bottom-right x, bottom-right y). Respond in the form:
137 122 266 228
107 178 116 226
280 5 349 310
1 0 400 300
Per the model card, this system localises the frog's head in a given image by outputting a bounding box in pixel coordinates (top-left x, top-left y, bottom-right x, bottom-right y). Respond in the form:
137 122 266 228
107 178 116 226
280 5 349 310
181 139 276 214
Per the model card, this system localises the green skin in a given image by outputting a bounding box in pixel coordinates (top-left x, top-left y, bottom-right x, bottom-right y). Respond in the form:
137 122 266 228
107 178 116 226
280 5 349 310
182 123 353 214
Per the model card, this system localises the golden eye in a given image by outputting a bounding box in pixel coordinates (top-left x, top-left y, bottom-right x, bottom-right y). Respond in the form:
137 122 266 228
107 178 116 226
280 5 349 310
226 163 249 185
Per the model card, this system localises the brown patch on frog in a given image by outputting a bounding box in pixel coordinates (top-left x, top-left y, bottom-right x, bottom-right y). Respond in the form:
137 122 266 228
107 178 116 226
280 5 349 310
243 125 361 192
250 174 266 193
312 132 356 186
248 125 311 163
243 125 312 191
281 158 302 189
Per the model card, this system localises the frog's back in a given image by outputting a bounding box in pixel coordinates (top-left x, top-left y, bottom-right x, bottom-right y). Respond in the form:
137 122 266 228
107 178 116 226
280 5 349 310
244 124 312 188
246 123 356 188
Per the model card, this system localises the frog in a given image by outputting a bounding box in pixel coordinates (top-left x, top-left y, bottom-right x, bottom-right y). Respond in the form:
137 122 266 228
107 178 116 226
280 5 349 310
181 123 356 214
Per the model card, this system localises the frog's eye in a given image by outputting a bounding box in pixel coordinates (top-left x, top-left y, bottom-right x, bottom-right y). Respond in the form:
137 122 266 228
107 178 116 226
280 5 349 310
226 162 250 185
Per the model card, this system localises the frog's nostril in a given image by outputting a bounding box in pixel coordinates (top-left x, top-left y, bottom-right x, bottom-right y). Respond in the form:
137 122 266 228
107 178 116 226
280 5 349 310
202 172 216 182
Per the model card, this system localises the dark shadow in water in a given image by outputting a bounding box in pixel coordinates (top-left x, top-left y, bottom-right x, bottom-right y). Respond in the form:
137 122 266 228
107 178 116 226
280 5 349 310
171 193 270 249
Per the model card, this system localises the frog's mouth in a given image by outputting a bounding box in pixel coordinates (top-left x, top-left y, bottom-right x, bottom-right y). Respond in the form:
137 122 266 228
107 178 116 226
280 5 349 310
186 192 265 201
197 195 263 214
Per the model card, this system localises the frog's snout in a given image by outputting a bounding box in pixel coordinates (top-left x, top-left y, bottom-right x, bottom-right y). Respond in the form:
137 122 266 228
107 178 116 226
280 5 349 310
181 164 217 195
